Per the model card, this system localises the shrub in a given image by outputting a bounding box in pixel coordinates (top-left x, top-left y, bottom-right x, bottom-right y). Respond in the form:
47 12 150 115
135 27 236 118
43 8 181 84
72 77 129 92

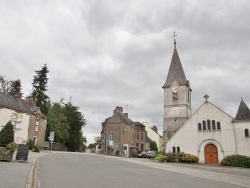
165 152 176 162
164 152 199 163
179 154 199 163
27 139 34 150
0 121 14 147
33 145 40 152
220 154 250 168
4 142 18 155
153 154 166 162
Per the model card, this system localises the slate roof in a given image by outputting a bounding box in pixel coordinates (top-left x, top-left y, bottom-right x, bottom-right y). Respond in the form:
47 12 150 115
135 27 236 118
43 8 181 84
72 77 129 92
0 92 40 114
105 111 133 126
235 99 250 120
162 48 188 88
133 122 146 131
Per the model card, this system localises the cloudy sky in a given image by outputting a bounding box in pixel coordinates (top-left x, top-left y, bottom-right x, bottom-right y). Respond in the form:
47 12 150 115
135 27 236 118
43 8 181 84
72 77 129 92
1 0 250 144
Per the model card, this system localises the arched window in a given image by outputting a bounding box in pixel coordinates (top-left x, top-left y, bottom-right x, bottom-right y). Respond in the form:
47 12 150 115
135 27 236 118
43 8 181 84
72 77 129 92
173 147 176 153
245 129 249 137
212 120 216 130
177 146 180 153
217 122 221 130
198 123 201 131
207 120 211 130
202 121 206 130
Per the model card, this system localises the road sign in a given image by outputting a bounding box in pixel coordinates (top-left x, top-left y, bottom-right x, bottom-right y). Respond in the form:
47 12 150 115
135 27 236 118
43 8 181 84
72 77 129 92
49 132 55 142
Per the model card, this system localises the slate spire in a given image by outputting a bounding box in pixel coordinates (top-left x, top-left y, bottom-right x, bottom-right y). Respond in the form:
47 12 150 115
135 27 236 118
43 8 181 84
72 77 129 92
162 39 187 88
235 99 250 120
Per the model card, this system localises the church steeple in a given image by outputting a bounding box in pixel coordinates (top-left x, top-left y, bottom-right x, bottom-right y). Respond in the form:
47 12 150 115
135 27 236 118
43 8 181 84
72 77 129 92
162 36 187 88
162 35 191 141
235 98 250 120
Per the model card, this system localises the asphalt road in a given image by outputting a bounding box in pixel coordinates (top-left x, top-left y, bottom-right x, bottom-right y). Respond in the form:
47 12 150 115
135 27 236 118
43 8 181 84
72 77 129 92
37 153 249 188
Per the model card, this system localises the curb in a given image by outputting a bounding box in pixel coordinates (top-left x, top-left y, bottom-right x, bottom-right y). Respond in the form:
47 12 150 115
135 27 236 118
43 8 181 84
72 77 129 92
25 157 39 188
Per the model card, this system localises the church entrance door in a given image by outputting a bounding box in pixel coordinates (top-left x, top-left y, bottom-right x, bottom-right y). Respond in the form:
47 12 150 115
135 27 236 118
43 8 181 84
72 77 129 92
204 144 218 164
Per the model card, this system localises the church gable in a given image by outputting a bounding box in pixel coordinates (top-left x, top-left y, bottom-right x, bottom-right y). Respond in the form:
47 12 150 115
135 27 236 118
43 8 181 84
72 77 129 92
166 99 236 163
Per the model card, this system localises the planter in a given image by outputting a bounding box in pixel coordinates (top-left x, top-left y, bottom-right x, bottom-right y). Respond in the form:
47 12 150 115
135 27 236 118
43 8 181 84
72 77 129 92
0 147 14 162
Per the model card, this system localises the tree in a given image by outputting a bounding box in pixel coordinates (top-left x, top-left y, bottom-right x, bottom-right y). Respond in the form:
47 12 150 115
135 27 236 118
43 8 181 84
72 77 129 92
94 136 102 149
9 79 22 98
0 75 11 94
0 121 14 147
31 64 49 115
46 102 70 145
64 103 86 152
151 125 158 133
150 141 158 151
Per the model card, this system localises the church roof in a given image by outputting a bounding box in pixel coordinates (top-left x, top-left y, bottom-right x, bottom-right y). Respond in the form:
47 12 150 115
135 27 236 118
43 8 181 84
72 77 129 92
162 47 187 88
235 99 250 120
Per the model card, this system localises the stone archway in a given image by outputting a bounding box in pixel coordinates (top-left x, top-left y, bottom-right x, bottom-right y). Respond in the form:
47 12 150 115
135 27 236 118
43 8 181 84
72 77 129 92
204 144 218 164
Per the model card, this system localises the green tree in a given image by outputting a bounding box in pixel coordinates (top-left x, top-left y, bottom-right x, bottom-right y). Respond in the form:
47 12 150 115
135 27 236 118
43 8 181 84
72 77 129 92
64 103 86 152
31 64 49 115
94 136 102 149
0 75 11 94
0 121 14 147
9 79 22 98
46 102 70 145
150 141 158 151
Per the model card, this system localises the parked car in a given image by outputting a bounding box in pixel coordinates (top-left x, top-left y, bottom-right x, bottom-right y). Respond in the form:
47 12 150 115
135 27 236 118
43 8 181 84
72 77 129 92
137 151 148 158
147 151 158 159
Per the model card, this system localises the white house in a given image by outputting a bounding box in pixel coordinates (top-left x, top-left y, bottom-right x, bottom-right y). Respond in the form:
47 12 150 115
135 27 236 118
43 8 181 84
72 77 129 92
0 92 47 148
142 122 164 152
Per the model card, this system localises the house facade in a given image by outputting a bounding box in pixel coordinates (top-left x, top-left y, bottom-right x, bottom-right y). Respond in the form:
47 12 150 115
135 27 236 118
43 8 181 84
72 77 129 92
0 92 47 148
142 122 164 152
101 106 147 157
163 40 250 164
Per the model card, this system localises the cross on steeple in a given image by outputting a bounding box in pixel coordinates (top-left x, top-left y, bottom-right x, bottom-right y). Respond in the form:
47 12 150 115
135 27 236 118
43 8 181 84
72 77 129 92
203 94 209 103
172 32 177 49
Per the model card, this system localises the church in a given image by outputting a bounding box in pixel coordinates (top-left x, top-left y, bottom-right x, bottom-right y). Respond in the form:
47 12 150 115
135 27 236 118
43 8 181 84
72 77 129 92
163 37 250 164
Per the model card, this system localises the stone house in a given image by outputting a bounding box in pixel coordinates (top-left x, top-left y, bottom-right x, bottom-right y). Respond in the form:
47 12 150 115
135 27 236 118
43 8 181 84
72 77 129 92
0 92 47 148
101 106 147 157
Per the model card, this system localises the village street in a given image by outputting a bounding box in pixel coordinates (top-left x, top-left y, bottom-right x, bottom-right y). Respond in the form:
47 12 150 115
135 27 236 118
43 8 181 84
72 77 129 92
37 152 250 188
1 151 250 188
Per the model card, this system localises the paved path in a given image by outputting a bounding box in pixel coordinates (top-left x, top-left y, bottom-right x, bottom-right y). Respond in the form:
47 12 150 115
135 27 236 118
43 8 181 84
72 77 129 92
0 150 50 188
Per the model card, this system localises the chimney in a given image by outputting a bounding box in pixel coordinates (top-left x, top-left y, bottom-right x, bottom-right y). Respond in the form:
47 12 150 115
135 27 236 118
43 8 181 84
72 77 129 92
115 106 123 113
27 97 37 104
14 93 22 99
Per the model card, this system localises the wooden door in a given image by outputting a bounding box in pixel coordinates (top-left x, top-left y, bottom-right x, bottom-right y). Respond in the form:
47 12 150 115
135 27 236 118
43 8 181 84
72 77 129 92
204 144 218 164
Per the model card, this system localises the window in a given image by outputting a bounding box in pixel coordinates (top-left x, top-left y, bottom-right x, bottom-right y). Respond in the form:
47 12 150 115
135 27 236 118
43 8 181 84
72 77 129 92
245 129 249 137
136 143 139 148
35 121 39 131
109 132 113 140
207 120 211 130
212 120 216 130
217 122 221 130
33 136 37 146
172 147 176 153
198 123 201 131
137 131 139 139
177 146 180 153
202 121 206 130
141 132 143 140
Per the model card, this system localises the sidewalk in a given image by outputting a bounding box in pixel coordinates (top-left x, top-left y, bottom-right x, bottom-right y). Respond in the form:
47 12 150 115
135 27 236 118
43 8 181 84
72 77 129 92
0 150 50 188
107 156 250 188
